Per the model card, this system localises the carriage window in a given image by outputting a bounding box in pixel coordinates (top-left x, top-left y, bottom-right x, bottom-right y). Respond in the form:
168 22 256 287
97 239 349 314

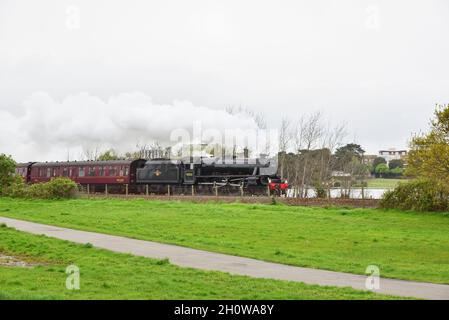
125 167 129 176
88 167 96 176
79 167 85 177
46 168 51 178
62 167 68 177
99 166 105 176
109 166 116 176
119 166 124 176
52 168 58 177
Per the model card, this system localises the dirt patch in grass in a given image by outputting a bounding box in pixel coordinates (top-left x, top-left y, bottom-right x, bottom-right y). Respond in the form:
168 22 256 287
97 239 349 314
0 253 45 268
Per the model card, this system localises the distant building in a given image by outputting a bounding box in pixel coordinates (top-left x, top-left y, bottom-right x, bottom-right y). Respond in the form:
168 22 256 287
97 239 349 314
378 148 408 163
362 154 377 165
331 171 351 178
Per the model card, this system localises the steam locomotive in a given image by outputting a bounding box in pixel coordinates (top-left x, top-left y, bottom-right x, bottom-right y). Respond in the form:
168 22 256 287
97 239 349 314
16 155 288 195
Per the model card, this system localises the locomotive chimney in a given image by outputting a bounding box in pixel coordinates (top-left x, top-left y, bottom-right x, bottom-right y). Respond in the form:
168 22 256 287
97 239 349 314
190 144 193 163
222 148 225 164
233 145 236 164
244 147 248 164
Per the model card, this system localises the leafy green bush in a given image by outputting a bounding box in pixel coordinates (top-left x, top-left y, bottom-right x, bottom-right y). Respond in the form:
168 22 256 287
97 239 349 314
0 154 16 194
2 175 26 198
44 177 78 199
25 182 52 199
26 178 78 199
3 177 78 199
380 179 449 212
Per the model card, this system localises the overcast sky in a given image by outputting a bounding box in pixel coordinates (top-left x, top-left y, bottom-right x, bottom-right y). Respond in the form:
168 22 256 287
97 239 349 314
1 0 448 162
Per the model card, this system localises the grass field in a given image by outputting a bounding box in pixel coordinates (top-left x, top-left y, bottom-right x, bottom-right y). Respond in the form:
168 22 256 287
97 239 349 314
0 225 395 299
366 178 409 189
1 197 448 284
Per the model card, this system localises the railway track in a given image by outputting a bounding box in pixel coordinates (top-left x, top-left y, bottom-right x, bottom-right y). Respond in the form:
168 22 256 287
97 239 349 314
79 193 379 208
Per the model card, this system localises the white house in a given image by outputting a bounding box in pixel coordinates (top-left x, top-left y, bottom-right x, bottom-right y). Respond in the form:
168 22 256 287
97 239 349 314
378 148 408 163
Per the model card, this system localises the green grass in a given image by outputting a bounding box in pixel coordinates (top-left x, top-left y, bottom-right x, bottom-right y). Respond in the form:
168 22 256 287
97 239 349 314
366 178 409 189
0 226 395 299
1 197 449 284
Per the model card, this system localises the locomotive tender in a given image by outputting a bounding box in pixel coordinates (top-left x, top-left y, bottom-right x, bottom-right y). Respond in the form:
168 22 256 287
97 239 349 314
16 155 288 195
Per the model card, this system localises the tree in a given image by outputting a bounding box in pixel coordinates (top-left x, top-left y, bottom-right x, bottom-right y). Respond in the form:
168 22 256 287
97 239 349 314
294 112 324 198
0 154 17 194
278 118 292 179
371 157 387 173
335 143 365 160
98 149 120 161
375 163 389 178
389 167 404 177
388 159 404 170
333 143 365 171
407 104 449 186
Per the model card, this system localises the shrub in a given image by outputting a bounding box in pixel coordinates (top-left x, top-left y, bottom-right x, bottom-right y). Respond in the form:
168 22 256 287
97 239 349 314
2 175 26 197
44 177 78 199
9 177 79 199
25 182 52 199
380 179 449 212
0 154 16 194
314 184 327 198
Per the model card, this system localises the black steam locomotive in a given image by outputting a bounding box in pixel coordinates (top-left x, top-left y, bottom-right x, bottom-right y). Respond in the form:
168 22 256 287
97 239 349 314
137 156 277 185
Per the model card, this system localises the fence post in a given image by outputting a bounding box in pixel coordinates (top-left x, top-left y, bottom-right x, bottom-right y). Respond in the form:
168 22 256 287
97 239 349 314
191 185 195 196
240 182 244 197
214 181 218 197
87 184 90 195
168 185 171 197
105 184 108 196
267 184 270 197
145 184 149 196
125 184 128 196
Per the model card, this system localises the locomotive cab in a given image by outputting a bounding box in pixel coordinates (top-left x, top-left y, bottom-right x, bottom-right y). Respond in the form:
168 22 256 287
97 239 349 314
136 159 182 184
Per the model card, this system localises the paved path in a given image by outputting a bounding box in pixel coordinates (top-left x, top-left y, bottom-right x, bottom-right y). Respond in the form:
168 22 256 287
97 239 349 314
1 216 448 300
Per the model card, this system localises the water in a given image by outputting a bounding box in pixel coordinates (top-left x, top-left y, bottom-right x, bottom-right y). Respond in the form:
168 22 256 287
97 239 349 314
286 188 392 199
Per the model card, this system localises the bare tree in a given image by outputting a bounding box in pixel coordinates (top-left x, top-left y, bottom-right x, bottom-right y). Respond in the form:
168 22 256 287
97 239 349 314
319 123 347 195
81 145 102 161
283 112 346 198
298 112 324 197
278 117 292 179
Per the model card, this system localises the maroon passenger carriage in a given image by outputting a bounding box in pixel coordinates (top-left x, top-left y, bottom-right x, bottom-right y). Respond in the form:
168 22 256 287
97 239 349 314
19 159 147 193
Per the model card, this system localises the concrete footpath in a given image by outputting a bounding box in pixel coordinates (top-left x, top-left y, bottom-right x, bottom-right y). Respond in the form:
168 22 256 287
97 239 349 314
1 216 448 300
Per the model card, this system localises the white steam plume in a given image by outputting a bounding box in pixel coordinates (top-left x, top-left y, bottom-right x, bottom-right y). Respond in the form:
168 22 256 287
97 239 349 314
0 92 260 162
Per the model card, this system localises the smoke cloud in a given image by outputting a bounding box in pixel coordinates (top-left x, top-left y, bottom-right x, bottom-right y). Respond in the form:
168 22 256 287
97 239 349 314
0 92 260 162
